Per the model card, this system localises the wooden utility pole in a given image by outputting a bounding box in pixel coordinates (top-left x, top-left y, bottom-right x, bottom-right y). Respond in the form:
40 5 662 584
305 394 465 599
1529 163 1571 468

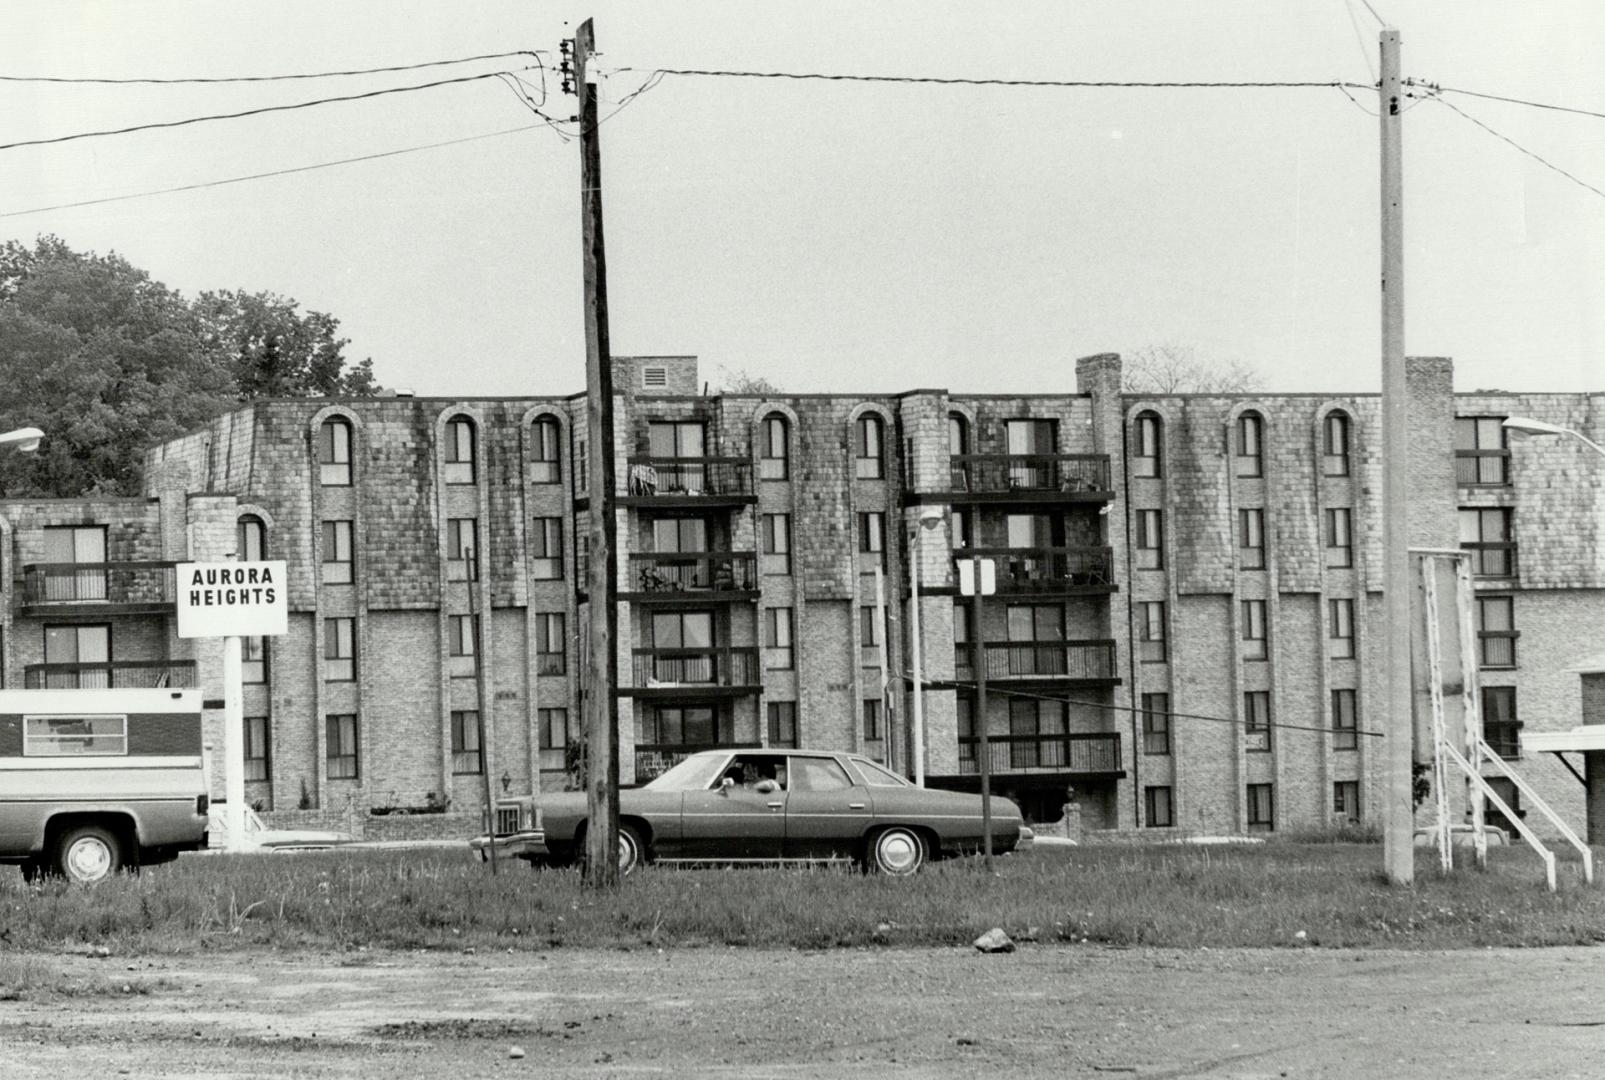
970 556 993 872
575 18 621 888
1378 27 1414 885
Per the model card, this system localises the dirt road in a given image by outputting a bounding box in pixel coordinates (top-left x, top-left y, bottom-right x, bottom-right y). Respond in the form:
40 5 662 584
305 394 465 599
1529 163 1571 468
4 944 1603 1078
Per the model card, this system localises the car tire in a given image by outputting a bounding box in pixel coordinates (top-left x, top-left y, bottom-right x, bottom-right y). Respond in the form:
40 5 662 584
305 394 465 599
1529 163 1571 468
869 826 925 876
54 824 123 885
617 824 645 876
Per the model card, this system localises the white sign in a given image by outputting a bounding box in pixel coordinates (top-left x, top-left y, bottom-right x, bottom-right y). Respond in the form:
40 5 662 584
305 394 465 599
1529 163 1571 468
176 561 288 638
957 558 996 597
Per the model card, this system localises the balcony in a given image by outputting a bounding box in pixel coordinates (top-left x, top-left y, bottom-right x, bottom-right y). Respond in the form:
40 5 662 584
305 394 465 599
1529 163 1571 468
621 552 759 603
952 639 1119 684
620 646 761 699
23 659 198 690
959 546 1115 595
940 454 1112 504
958 732 1122 775
617 457 756 508
20 562 177 616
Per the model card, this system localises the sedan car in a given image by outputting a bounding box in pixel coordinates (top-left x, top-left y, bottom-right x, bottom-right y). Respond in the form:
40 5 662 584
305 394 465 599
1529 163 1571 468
207 805 352 852
470 748 1024 875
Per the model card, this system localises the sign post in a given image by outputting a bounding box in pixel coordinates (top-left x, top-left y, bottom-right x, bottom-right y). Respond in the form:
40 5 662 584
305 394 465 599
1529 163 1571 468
176 560 288 852
958 556 996 871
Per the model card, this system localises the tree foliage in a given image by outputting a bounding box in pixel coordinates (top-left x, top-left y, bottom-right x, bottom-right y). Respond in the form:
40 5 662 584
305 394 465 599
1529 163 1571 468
1122 344 1264 395
713 365 784 395
0 236 379 496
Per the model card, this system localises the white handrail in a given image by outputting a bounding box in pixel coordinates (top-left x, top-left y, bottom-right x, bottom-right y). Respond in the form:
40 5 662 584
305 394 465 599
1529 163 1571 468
1442 741 1558 891
1477 741 1594 885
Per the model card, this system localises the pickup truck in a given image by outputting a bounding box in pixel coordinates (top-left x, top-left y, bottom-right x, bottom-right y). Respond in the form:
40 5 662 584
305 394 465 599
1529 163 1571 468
0 689 211 883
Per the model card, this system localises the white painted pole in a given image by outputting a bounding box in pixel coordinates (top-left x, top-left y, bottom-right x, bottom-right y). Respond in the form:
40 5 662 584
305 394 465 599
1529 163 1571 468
909 529 926 786
874 566 893 770
222 634 246 851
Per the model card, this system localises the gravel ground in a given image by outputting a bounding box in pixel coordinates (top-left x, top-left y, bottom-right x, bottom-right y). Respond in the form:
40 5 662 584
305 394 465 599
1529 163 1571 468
4 944 1605 1078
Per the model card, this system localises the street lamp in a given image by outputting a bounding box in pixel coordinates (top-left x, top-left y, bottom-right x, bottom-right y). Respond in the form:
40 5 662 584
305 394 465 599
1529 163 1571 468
908 508 945 787
0 427 44 454
1502 417 1605 459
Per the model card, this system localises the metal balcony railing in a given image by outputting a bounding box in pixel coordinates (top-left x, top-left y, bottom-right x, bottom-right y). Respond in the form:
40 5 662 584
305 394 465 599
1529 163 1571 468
957 732 1121 774
628 552 757 594
21 562 177 607
961 546 1114 591
953 639 1118 682
23 660 198 690
947 454 1110 495
622 457 753 499
630 647 760 689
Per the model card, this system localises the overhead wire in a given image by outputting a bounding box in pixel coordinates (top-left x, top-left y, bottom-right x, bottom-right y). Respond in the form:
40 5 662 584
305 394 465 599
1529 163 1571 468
0 50 545 85
1432 83 1605 123
1428 92 1605 204
609 67 1373 92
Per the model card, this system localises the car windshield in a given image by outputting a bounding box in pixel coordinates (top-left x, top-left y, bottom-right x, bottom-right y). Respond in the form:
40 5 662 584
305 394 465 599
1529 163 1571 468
642 753 729 792
849 757 912 787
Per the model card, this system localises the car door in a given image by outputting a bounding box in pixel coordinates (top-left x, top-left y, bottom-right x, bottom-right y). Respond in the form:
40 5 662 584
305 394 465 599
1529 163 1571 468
783 754 872 860
676 752 788 860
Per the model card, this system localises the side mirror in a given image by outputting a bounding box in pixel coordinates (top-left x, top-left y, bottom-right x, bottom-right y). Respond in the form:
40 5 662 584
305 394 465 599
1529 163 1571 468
754 779 778 795
720 776 735 795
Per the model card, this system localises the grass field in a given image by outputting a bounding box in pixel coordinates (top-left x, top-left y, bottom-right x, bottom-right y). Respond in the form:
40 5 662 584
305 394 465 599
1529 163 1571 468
2 842 1602 963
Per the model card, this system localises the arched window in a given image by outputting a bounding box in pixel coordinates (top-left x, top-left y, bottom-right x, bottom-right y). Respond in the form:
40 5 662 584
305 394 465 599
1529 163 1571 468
758 414 790 481
854 414 884 480
237 515 266 561
1234 412 1264 478
1322 412 1351 477
444 415 476 484
530 416 562 484
1132 412 1163 479
948 413 970 489
318 418 352 486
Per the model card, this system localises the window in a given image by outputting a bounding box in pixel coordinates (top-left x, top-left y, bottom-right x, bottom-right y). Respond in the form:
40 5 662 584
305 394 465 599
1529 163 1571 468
1238 508 1266 570
42 525 107 601
448 614 477 677
1322 412 1351 477
530 517 563 579
326 713 359 780
321 520 353 585
1460 508 1516 578
950 509 972 549
1007 604 1064 644
1132 412 1162 478
652 517 707 554
792 755 854 792
764 607 794 669
43 624 109 688
650 611 715 684
319 418 352 486
1332 688 1358 750
530 417 562 484
242 636 267 684
1246 783 1275 832
1483 686 1521 760
538 707 569 772
1008 698 1067 768
238 516 266 562
642 704 725 747
948 413 970 489
447 518 479 582
761 513 791 575
860 606 880 649
1234 413 1264 478
536 612 566 676
444 416 477 484
1241 599 1268 661
854 414 885 479
1333 781 1360 823
1137 601 1167 663
1135 509 1164 570
1141 692 1171 755
1329 598 1355 659
1145 786 1174 827
1454 417 1510 486
767 701 798 748
1325 508 1353 569
1476 596 1517 669
758 415 789 480
324 617 355 682
862 699 883 742
1244 690 1272 752
858 511 886 568
451 710 483 775
1006 419 1057 489
244 716 270 782
24 714 125 756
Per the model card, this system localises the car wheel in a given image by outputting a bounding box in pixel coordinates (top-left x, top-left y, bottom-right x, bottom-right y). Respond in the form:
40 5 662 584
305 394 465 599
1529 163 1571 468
618 824 645 876
870 826 925 876
54 824 123 885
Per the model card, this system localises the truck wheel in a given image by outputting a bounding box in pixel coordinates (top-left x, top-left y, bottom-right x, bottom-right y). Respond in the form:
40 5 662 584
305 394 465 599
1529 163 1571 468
54 824 123 884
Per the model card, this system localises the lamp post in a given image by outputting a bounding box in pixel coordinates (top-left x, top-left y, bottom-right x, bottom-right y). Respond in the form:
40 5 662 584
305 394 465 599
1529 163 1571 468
0 427 44 453
1502 417 1605 460
907 509 945 787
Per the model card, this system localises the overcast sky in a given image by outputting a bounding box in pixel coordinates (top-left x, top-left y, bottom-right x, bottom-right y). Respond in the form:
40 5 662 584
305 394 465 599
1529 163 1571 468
4 1 1603 398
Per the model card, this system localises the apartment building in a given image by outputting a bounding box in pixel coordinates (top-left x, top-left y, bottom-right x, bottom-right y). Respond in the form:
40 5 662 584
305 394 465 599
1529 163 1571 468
3 351 1576 838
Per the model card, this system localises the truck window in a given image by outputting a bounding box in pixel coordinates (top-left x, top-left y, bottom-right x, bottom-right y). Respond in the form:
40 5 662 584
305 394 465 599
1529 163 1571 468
23 714 128 756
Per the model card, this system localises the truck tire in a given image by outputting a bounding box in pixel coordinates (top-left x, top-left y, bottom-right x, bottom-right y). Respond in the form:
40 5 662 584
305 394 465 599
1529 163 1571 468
54 824 123 884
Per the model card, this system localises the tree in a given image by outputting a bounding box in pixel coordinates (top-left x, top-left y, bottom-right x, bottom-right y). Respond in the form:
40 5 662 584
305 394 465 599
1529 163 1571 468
0 236 379 496
713 365 784 395
1121 344 1264 395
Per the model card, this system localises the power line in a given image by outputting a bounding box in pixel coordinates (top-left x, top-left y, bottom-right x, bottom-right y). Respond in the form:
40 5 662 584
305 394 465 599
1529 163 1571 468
1430 94 1605 204
1432 83 1605 124
609 66 1371 92
0 50 545 85
0 68 536 154
0 124 542 219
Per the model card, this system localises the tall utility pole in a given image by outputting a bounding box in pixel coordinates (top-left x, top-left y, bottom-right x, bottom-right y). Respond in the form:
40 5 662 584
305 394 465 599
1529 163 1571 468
573 18 621 888
1378 27 1414 885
